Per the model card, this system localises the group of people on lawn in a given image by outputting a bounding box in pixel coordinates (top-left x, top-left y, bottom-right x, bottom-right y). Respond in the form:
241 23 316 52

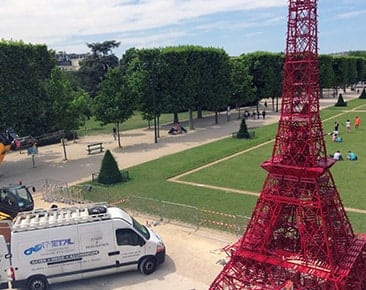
330 116 360 161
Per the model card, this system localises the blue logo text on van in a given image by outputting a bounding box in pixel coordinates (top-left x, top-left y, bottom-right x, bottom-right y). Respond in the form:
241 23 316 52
24 238 74 256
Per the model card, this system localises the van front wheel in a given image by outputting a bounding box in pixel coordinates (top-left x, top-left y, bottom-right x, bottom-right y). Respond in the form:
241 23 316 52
27 275 48 290
139 257 157 275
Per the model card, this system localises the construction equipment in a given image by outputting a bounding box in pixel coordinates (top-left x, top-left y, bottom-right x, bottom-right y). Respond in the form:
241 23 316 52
0 131 12 166
0 184 35 219
210 0 366 289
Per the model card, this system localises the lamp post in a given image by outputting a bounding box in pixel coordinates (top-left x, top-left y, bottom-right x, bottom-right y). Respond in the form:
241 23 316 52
152 82 158 144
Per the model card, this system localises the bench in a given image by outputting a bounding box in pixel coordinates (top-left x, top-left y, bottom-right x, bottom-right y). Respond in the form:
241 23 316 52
86 143 104 155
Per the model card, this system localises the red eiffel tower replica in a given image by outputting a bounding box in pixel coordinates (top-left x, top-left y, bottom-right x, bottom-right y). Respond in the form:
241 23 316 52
210 0 366 289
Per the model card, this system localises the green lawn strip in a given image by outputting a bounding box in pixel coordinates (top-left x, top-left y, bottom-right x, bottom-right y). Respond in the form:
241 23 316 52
83 99 366 233
77 111 213 136
181 100 366 208
84 131 271 221
347 212 366 234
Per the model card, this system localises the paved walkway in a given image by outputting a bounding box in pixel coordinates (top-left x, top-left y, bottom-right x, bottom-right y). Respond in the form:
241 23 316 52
0 91 360 189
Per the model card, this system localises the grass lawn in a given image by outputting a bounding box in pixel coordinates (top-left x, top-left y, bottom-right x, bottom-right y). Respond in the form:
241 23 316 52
77 111 212 136
84 99 366 233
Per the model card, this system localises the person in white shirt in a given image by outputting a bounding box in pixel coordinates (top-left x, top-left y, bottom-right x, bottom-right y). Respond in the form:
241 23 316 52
346 119 351 132
332 150 343 161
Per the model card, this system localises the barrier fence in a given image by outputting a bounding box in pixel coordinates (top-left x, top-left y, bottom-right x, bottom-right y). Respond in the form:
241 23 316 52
34 180 250 235
113 195 250 235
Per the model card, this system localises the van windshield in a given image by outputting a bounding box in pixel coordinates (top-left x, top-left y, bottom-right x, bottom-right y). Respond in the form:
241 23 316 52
132 217 150 240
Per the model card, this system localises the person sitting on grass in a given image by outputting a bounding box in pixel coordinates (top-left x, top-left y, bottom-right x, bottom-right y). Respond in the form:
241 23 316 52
331 133 342 142
331 150 343 161
347 150 358 161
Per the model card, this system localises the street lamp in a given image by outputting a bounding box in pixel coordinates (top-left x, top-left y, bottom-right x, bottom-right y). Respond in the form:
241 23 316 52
152 81 158 144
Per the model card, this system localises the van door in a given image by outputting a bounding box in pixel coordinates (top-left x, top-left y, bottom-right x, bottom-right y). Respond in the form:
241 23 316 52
0 235 11 289
114 228 146 270
78 221 118 279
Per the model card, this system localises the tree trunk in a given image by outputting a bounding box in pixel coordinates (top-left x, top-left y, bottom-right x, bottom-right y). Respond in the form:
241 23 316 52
61 129 67 160
189 109 194 130
197 106 203 119
157 116 160 138
173 112 179 123
117 121 122 148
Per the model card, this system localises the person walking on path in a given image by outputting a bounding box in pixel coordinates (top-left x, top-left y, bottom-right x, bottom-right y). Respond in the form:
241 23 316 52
355 116 361 129
226 106 231 121
112 127 117 140
262 110 266 119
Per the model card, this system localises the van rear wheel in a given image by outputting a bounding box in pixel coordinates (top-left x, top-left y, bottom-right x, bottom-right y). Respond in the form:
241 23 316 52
27 275 48 290
139 257 157 275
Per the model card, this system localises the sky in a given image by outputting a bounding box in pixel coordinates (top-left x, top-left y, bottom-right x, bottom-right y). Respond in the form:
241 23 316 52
0 0 365 57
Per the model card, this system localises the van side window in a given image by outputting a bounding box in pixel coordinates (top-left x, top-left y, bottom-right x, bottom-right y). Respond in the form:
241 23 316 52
116 229 144 246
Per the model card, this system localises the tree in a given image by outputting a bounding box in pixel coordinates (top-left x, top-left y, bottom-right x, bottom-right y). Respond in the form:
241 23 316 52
44 67 88 159
236 118 250 139
77 40 120 97
244 52 283 112
87 40 120 56
98 150 122 185
93 67 135 148
200 48 231 124
359 88 366 99
162 47 194 124
332 57 348 94
0 40 55 136
319 54 334 98
335 93 347 107
136 48 168 141
230 56 255 118
44 68 87 132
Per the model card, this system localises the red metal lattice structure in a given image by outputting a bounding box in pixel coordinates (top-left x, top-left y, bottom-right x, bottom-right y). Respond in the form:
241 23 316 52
210 0 366 289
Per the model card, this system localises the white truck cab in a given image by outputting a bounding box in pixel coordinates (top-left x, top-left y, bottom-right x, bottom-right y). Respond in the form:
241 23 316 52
0 203 165 290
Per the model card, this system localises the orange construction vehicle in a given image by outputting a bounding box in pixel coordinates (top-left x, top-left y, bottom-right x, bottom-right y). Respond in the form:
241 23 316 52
0 131 13 165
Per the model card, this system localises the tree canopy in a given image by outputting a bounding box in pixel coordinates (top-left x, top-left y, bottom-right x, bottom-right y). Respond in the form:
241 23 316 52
1 38 365 142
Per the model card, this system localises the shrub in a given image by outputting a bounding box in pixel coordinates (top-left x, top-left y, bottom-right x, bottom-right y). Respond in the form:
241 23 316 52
98 150 123 185
359 88 366 99
236 118 250 139
335 93 347 107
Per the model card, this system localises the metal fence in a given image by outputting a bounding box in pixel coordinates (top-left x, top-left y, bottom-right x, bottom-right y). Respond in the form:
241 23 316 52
113 195 250 235
32 180 250 235
28 179 90 205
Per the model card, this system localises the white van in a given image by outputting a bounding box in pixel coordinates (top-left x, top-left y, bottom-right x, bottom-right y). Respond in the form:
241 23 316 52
0 203 165 290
